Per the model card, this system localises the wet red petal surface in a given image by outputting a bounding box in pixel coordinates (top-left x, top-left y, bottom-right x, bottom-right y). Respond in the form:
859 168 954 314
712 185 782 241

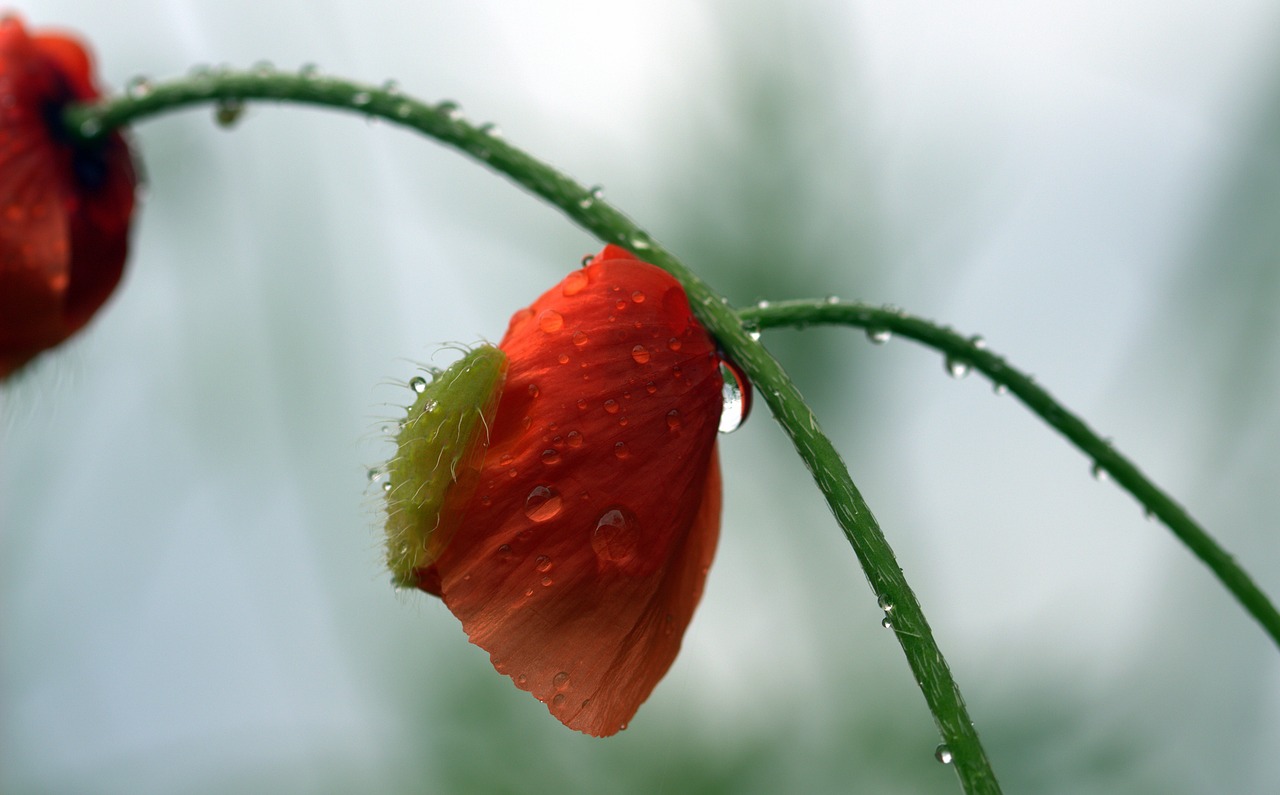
419 246 724 735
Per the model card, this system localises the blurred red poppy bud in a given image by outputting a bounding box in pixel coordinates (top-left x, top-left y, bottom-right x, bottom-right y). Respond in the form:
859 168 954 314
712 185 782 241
385 245 725 736
0 14 137 379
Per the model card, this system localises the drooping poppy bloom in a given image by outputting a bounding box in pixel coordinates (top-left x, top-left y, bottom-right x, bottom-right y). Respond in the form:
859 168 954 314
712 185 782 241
0 15 137 380
384 245 725 736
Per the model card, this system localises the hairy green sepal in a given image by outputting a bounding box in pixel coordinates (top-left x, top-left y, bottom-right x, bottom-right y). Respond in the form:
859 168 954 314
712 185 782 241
385 346 508 587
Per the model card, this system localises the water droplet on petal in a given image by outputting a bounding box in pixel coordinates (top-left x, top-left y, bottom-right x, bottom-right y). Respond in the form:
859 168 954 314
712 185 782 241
614 441 630 459
552 693 566 706
572 331 589 347
631 345 651 365
540 448 560 464
866 328 891 345
593 507 640 564
576 399 588 411
409 376 428 393
527 383 540 398
552 671 569 688
603 399 620 414
667 337 682 351
631 290 646 303
536 556 553 572
524 486 563 522
935 745 954 765
563 270 589 296
566 430 583 447
666 409 682 431
517 674 528 685
538 309 564 333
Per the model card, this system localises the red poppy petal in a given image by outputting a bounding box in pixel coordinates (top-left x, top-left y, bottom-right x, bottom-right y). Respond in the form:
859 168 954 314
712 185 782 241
419 253 724 735
0 15 136 378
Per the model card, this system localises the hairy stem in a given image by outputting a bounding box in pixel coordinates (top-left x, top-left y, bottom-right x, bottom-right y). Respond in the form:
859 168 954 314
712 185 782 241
740 299 1280 650
68 71 1000 792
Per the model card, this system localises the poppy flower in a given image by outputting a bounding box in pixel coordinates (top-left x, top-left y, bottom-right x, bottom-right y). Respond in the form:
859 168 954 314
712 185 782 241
0 14 137 380
385 244 725 736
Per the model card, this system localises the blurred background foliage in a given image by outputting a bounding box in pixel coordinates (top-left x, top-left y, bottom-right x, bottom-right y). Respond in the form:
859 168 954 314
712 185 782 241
2 1 1278 793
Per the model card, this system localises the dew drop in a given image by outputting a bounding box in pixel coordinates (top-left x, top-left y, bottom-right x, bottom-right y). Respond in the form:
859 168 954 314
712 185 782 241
552 671 570 688
478 122 501 137
381 78 400 95
935 745 954 765
563 269 589 296
825 294 841 305
541 576 553 587
367 468 382 483
593 507 640 563
572 330 589 347
969 334 987 350
631 345 651 365
866 328 891 345
409 376 428 393
552 693 566 707
877 594 894 612
566 430 583 447
631 290 646 303
497 544 513 559
524 486 563 522
524 588 534 597
1091 462 1108 482
528 383 540 398
718 359 751 434
382 481 392 493
214 99 244 128
78 118 102 137
535 556 553 573
881 616 893 629
557 353 570 365
580 254 595 267
756 299 771 309
666 410 683 432
945 356 971 379
576 398 588 411
613 441 630 459
630 236 652 250
588 185 604 200
540 448 560 464
645 381 658 395
125 76 153 99
437 100 462 120
298 63 321 80
351 90 372 107
538 309 564 333
395 102 413 119
517 674 528 685
601 400 620 416
992 382 1008 395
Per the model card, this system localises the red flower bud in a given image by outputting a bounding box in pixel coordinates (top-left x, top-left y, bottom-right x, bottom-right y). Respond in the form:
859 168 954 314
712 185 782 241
0 15 137 379
386 245 724 736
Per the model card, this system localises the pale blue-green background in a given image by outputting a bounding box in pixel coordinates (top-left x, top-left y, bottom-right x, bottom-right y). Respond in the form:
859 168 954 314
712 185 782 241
3 1 1278 793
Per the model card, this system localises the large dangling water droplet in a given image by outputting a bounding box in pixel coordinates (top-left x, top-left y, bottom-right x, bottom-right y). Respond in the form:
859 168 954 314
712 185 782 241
866 328 891 345
592 507 640 563
408 376 428 394
524 486 563 522
934 744 954 765
718 359 752 434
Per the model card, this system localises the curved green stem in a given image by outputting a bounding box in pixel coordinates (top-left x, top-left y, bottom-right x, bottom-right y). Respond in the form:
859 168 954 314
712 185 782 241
67 71 999 792
740 299 1280 650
